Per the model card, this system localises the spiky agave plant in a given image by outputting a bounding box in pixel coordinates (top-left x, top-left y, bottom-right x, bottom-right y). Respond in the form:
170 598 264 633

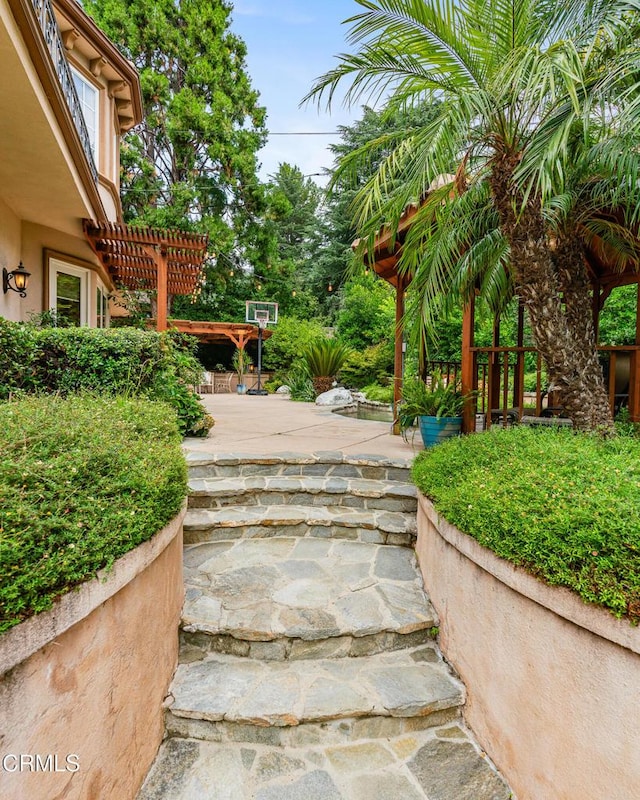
304 339 352 396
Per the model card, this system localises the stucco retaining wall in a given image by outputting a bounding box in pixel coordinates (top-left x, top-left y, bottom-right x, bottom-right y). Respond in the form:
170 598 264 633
416 494 640 800
0 505 185 800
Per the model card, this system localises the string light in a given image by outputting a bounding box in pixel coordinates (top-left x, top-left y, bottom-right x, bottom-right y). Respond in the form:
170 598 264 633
328 283 333 292
292 290 297 297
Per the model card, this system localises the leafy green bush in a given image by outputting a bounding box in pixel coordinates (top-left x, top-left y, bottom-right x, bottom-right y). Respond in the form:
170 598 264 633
412 427 640 620
285 363 316 402
340 341 394 388
0 395 187 633
262 315 324 372
0 319 212 436
304 338 353 396
336 275 395 350
362 383 394 404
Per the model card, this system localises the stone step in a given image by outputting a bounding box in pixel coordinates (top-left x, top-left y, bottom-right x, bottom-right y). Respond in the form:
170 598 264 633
188 475 418 513
185 450 412 483
138 723 511 800
182 538 435 660
183 505 417 546
139 727 512 800
165 646 465 745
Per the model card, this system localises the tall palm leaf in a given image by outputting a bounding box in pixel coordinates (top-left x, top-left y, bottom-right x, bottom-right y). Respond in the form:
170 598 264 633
305 0 640 431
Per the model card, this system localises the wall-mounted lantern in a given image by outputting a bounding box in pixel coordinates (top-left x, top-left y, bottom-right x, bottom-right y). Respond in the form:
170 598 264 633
2 262 31 298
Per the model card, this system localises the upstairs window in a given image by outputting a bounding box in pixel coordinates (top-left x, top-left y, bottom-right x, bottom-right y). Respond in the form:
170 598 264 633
71 69 98 160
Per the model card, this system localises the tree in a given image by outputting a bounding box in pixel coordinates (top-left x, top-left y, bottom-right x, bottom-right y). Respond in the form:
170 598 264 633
336 274 395 350
307 0 640 431
85 0 267 255
312 104 441 316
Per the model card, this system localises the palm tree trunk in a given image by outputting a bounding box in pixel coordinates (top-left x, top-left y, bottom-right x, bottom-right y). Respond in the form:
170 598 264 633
490 157 614 433
553 233 613 430
313 376 334 395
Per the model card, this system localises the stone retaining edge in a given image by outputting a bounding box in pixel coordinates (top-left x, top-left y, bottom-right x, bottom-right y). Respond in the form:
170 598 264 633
183 450 412 468
0 501 187 676
419 495 640 655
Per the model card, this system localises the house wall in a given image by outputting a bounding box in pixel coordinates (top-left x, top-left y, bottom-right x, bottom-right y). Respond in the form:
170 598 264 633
415 495 640 800
0 509 184 800
0 197 24 322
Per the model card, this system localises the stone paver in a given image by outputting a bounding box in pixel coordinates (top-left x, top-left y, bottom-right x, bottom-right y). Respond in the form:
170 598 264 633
168 646 464 730
183 504 417 546
182 538 435 647
138 726 511 800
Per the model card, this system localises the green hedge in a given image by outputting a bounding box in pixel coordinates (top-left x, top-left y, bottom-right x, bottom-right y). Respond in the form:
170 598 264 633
412 427 640 621
0 395 187 633
0 319 212 436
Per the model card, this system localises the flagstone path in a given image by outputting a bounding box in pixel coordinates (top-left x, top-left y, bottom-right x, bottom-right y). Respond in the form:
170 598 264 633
137 451 511 800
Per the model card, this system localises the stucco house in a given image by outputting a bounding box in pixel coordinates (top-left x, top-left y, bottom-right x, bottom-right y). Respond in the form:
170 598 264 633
0 0 145 327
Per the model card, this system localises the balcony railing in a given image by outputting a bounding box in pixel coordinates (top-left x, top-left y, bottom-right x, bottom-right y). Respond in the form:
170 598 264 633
30 0 98 183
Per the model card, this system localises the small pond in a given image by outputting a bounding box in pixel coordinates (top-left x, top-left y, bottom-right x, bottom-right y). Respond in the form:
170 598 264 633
333 403 394 423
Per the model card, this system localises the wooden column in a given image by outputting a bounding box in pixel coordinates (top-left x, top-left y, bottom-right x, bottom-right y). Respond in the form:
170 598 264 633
629 283 640 422
156 246 168 332
461 296 476 434
392 274 406 435
513 302 525 412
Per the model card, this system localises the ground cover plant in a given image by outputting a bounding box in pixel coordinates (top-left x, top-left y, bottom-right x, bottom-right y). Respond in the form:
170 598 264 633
0 395 187 633
412 426 640 620
0 319 212 436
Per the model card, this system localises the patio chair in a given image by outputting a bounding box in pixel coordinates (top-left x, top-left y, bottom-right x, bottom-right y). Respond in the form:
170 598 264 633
198 371 213 394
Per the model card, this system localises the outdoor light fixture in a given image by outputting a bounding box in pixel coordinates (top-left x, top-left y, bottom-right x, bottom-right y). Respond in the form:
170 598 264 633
2 262 30 297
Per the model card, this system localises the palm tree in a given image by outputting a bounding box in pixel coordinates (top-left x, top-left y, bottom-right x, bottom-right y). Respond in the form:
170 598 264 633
305 0 640 431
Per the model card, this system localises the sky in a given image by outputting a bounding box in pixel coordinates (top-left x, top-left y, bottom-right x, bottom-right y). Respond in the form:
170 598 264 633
230 0 364 184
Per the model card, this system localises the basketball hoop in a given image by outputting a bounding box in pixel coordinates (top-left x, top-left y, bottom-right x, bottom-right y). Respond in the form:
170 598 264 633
255 309 270 329
245 300 278 395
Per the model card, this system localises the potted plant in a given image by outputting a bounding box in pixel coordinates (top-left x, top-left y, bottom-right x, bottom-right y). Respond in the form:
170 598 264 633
232 348 251 394
398 372 470 447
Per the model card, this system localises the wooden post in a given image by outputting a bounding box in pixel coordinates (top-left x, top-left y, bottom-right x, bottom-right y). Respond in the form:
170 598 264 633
392 274 406 435
513 302 525 413
629 283 640 422
156 246 168 332
461 296 476 434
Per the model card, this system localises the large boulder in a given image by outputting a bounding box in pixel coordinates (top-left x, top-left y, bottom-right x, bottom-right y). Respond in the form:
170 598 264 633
315 387 353 406
276 385 291 395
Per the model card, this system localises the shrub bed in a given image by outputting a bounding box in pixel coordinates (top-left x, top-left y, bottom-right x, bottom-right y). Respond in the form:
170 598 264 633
412 427 640 620
0 395 188 633
0 320 213 436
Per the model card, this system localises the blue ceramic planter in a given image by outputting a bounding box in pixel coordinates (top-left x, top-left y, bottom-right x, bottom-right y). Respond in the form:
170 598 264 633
418 415 463 448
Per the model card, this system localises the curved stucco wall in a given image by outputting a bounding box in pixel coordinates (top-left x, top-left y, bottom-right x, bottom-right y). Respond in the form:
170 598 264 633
0 505 185 800
416 494 640 800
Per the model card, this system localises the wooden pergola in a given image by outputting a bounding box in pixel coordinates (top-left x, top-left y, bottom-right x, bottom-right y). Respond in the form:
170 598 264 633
84 219 209 330
160 320 272 349
362 206 640 433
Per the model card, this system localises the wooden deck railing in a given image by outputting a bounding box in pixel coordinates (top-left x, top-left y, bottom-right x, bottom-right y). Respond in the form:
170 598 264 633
427 345 640 429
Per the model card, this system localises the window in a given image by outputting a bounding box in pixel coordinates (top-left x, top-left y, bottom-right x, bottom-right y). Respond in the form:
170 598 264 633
71 69 98 160
49 260 88 326
96 284 109 328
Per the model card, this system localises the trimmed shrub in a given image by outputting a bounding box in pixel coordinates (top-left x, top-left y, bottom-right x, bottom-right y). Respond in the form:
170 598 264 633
412 427 640 621
0 319 212 436
0 395 187 633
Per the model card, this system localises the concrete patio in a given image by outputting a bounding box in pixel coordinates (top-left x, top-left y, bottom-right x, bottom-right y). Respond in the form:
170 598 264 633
184 393 421 459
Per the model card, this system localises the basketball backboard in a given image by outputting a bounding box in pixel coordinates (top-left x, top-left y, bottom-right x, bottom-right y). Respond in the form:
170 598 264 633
246 300 278 327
